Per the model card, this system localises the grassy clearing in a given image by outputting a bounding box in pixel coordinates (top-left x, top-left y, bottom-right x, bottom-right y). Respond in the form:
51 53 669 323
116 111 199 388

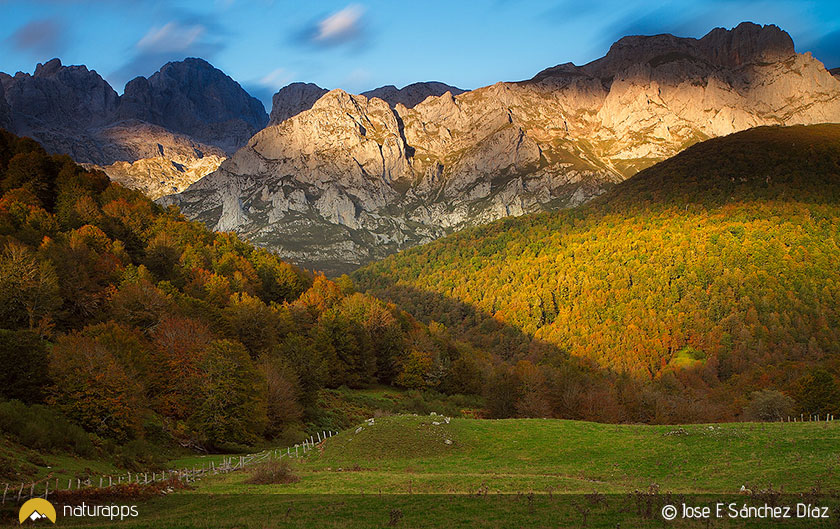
2 416 838 528
0 438 122 484
194 416 840 495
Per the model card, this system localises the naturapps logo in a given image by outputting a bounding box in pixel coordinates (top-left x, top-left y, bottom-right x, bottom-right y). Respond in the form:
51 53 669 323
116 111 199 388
18 498 56 524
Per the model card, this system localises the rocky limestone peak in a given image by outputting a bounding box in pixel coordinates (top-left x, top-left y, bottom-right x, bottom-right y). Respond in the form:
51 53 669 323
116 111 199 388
3 57 119 132
268 82 329 126
698 22 794 67
266 81 466 127
33 58 64 77
362 82 467 109
119 57 268 153
578 22 795 80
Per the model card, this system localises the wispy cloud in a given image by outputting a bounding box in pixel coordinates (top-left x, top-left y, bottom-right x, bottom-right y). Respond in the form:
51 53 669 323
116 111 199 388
110 18 226 88
295 3 369 49
314 4 364 44
136 22 207 54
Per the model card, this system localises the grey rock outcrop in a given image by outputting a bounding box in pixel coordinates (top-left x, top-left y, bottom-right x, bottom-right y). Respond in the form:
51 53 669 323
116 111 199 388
2 58 120 134
362 82 466 108
118 58 268 154
0 80 12 131
86 122 227 199
267 81 464 126
268 82 329 126
168 22 840 275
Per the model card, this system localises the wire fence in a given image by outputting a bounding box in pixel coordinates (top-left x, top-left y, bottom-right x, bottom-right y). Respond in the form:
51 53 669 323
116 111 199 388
1 430 339 505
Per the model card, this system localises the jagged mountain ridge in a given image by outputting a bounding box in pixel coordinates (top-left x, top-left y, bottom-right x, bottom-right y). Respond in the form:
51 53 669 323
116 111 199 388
166 22 840 274
0 58 267 198
267 81 465 126
361 81 467 108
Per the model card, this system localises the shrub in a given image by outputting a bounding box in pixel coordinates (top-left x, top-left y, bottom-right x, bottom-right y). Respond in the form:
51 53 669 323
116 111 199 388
112 439 166 471
0 400 93 456
244 459 300 485
742 390 795 422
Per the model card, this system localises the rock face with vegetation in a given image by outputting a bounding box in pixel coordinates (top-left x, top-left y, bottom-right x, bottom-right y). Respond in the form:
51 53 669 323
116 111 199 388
0 58 268 198
167 23 840 273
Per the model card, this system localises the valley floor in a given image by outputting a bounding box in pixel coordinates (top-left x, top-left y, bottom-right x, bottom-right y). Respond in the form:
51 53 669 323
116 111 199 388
3 416 839 528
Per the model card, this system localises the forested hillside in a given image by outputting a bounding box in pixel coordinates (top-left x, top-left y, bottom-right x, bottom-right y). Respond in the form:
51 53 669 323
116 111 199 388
0 130 478 454
355 125 840 423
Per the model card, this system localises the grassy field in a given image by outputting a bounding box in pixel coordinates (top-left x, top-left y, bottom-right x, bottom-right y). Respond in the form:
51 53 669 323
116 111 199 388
3 416 839 528
0 439 123 485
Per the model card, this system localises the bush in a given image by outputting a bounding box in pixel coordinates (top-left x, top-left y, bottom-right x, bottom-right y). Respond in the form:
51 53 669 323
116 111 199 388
742 390 794 422
111 439 166 471
0 400 94 456
244 459 299 485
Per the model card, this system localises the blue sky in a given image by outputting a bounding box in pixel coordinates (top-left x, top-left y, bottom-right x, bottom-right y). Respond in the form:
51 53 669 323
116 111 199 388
1 0 839 109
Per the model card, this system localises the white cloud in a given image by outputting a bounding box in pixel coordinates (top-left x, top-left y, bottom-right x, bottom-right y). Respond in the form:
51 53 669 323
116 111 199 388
315 4 364 43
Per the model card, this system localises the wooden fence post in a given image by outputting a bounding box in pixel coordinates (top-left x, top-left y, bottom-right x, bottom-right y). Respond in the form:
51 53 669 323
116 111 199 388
2 483 7 504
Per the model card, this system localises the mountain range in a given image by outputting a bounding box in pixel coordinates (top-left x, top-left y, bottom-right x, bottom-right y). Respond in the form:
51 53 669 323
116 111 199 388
0 57 266 199
1 22 838 274
164 22 840 274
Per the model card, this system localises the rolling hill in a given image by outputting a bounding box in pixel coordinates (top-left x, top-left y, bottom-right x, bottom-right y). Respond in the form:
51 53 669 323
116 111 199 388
354 124 840 421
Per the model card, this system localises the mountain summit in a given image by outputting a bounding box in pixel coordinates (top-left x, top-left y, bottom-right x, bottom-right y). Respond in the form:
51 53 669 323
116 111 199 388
119 58 268 154
0 58 267 198
166 22 840 274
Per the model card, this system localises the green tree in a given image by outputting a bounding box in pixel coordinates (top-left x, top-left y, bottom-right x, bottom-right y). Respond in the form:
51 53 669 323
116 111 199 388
193 340 268 449
48 332 145 441
795 369 840 416
742 389 795 422
0 243 60 329
0 330 49 403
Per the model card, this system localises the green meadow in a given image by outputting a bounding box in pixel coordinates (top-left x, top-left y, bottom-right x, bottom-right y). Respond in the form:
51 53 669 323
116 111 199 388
4 415 838 528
